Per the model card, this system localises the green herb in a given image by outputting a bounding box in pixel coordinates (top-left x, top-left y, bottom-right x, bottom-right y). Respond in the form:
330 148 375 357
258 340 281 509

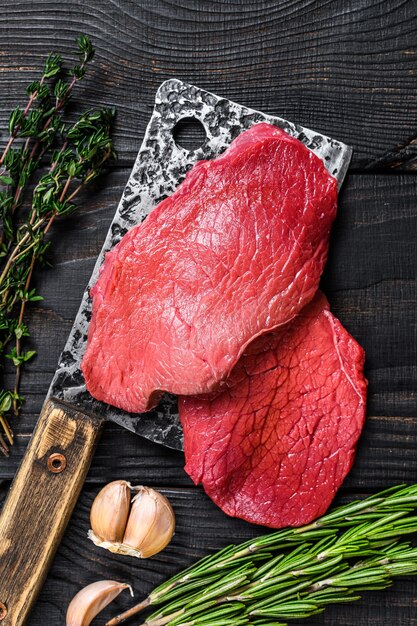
107 484 417 626
0 35 116 455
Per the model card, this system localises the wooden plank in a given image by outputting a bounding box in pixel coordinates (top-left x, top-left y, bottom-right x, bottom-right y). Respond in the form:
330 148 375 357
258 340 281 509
1 484 415 626
1 411 417 491
0 170 415 490
0 0 417 167
3 413 417 492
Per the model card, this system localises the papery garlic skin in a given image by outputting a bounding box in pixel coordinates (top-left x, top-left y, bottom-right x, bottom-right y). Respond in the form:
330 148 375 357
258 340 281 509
89 483 175 559
66 580 132 626
123 487 176 558
90 480 131 543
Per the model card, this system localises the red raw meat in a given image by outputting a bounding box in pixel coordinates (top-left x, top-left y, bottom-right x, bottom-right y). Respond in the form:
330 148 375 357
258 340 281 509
82 123 337 413
179 293 367 528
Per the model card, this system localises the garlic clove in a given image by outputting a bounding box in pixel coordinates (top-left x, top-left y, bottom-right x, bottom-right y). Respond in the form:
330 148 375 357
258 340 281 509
66 580 132 626
88 482 176 559
90 480 131 543
122 486 175 558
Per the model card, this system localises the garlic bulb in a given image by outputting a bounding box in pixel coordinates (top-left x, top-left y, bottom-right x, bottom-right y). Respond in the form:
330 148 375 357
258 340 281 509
88 482 175 558
66 580 132 626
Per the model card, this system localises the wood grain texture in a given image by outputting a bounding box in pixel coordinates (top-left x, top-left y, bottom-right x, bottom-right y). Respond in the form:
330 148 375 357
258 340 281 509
1 0 417 167
0 484 415 626
0 399 103 626
0 2 416 624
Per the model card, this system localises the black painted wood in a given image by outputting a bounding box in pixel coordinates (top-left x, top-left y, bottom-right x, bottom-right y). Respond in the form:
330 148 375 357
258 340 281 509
1 484 416 626
0 1 416 624
1 0 417 167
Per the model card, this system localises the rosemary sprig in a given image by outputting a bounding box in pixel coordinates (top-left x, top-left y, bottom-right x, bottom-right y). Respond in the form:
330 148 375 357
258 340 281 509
0 35 116 454
107 484 417 626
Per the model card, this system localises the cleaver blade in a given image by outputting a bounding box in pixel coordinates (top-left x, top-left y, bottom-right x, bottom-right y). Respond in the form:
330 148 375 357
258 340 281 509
48 78 353 451
0 79 352 626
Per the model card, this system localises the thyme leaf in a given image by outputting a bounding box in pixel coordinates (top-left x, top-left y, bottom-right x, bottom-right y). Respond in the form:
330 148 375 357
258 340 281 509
0 35 116 454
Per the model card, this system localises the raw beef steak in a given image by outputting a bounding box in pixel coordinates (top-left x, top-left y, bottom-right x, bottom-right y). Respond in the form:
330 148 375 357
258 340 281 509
82 123 338 413
179 293 367 528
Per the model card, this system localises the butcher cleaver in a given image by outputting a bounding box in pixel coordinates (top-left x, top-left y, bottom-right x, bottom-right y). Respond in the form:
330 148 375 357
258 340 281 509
0 79 352 625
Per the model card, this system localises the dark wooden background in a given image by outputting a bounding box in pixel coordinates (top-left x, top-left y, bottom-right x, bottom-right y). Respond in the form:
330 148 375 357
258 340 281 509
0 1 416 624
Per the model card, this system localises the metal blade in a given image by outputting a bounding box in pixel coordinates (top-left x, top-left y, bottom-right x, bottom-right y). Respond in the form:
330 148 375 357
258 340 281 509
47 78 352 451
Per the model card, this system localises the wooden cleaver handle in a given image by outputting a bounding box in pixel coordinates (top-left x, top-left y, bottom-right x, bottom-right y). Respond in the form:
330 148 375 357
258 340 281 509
0 398 104 626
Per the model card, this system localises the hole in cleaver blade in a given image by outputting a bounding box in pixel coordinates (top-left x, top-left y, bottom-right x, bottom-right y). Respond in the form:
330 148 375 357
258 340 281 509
46 79 352 452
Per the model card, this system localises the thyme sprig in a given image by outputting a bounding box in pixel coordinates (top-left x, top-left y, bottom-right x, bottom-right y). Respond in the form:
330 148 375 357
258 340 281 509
0 35 116 454
107 484 417 626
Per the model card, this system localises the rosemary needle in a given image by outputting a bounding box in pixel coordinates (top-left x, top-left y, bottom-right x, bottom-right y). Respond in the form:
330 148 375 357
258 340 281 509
107 484 417 626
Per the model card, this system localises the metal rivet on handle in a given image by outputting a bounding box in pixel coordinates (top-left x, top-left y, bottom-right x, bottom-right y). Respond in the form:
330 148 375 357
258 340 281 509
47 452 67 474
0 602 7 621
